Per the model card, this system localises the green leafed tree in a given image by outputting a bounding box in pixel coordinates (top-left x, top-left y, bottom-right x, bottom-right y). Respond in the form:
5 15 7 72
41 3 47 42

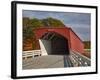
28 18 44 28
42 17 65 27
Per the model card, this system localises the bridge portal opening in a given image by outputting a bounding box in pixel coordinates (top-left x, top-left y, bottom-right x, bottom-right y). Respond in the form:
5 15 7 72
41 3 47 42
40 32 69 55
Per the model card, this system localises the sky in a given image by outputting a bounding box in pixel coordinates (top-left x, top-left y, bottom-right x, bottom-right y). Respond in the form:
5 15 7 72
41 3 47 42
23 10 91 41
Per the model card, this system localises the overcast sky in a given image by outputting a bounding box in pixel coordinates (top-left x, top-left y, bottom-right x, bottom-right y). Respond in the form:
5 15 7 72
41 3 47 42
23 10 91 41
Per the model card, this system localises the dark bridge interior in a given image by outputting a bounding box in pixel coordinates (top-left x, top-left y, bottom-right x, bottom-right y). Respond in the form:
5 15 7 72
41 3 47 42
40 32 69 55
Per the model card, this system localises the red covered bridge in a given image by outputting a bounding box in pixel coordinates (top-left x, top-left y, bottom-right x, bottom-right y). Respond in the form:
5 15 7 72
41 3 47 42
34 27 84 55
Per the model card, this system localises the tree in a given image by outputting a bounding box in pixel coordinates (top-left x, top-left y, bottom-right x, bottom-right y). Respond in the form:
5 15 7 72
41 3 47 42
23 17 30 28
42 17 65 27
28 18 44 28
23 17 65 28
23 26 35 50
23 27 34 40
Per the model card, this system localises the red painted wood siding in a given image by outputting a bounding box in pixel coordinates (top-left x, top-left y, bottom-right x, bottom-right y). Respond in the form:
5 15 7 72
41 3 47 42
34 27 84 54
69 28 84 54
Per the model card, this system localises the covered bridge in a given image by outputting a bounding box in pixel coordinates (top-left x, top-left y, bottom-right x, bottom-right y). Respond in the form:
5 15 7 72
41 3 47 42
34 27 84 55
